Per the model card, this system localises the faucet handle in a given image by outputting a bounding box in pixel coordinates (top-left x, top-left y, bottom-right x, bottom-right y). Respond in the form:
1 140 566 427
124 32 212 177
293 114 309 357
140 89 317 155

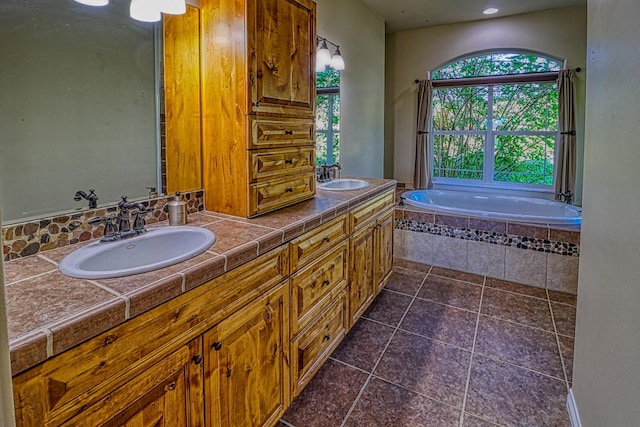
88 216 106 227
133 210 148 233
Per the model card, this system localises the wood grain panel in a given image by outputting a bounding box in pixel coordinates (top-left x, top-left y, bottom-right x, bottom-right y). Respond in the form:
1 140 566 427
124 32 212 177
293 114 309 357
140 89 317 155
374 209 394 295
289 214 348 272
290 241 348 335
290 290 348 397
201 0 250 215
249 146 315 182
204 281 290 427
248 117 315 149
164 6 203 194
249 173 315 217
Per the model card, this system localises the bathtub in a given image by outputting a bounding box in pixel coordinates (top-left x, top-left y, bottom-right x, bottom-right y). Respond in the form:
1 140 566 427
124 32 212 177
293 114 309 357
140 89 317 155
401 189 581 225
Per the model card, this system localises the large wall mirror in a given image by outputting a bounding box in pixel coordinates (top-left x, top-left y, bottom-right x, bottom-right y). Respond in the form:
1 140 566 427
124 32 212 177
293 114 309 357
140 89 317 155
0 0 161 224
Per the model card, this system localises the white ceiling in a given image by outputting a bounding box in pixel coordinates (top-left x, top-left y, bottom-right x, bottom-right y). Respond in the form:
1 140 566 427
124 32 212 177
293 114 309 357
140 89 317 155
359 0 585 33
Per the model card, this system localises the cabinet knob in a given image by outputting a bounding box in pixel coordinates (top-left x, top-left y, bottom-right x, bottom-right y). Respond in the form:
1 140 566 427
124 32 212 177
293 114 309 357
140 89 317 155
323 334 331 342
323 236 331 243
284 130 294 135
285 187 294 193
322 279 330 287
192 354 203 365
285 159 294 164
256 71 263 78
212 342 223 351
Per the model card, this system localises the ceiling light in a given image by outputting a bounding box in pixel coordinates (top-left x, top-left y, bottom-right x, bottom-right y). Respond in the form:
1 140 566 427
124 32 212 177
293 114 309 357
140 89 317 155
158 0 186 15
483 7 499 15
130 0 161 22
74 0 109 6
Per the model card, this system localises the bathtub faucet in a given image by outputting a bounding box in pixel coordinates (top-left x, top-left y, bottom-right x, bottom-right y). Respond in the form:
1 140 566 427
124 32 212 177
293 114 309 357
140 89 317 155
557 191 574 204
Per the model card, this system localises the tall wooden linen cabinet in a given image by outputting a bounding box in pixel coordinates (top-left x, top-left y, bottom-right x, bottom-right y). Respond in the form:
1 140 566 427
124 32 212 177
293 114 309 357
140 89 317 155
200 0 317 217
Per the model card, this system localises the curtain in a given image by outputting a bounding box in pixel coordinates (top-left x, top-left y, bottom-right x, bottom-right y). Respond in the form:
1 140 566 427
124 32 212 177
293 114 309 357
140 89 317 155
554 69 577 200
413 79 434 189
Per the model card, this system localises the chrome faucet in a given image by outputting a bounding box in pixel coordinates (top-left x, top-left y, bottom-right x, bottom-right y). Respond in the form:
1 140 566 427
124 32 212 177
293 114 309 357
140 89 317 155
316 163 341 182
89 195 149 242
74 189 99 209
557 191 574 204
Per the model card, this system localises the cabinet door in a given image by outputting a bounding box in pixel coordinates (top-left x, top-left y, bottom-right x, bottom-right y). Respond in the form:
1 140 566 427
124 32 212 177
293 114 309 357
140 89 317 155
249 0 316 116
205 282 290 427
373 210 394 295
349 224 375 328
60 339 204 427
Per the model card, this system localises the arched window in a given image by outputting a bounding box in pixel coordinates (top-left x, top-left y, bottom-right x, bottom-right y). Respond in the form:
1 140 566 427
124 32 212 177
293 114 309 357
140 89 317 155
430 52 562 188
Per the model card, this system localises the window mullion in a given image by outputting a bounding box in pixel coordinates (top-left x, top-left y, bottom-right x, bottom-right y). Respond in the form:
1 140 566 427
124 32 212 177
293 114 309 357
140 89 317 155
485 85 494 184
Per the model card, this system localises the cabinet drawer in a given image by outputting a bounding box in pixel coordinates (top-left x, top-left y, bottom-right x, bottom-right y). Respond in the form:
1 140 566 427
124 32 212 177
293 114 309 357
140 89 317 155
349 190 395 232
249 173 315 217
248 117 315 149
290 291 348 397
289 214 348 271
291 241 348 336
249 146 315 182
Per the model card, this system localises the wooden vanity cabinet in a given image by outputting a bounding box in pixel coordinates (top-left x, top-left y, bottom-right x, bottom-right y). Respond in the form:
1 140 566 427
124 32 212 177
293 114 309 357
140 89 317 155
288 215 350 397
204 281 290 427
59 339 204 427
200 0 317 218
348 191 395 327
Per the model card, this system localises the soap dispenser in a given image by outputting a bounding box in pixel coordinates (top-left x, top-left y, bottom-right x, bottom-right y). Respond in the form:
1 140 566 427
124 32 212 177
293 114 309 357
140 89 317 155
168 192 187 225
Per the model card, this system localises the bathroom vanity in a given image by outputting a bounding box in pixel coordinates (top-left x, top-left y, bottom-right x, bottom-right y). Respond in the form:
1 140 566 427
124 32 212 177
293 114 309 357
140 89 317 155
8 178 396 427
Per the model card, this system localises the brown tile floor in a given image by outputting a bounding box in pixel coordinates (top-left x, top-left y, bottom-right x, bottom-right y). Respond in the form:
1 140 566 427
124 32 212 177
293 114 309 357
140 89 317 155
281 261 577 427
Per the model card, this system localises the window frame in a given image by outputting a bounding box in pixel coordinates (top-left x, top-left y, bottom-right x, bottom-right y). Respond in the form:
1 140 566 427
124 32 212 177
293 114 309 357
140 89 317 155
316 86 340 165
429 57 562 193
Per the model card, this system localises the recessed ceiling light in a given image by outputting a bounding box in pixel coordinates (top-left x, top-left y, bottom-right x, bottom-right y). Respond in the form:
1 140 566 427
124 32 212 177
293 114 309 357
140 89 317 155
483 7 499 15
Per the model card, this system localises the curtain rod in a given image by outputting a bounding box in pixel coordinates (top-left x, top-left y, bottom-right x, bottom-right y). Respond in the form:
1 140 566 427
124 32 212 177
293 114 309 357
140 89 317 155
415 67 582 84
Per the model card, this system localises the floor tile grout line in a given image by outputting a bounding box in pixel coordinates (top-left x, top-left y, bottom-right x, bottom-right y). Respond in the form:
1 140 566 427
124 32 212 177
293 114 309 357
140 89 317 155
480 312 557 335
459 276 486 427
547 288 572 390
338 265 432 427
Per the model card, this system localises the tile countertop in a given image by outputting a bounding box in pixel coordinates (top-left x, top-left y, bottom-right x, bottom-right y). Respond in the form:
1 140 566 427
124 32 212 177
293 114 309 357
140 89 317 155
4 177 396 376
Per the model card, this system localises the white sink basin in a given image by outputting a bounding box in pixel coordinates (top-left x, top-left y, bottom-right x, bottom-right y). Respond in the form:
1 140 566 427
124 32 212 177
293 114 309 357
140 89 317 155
59 226 216 279
317 179 370 191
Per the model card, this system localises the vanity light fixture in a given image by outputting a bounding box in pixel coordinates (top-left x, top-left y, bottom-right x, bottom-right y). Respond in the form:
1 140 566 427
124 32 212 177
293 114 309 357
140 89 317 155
130 0 162 22
72 0 187 22
316 36 345 72
483 7 499 15
158 0 186 15
74 0 109 6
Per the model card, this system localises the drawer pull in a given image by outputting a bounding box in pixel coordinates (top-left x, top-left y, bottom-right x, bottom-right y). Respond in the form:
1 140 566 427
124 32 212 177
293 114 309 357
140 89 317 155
212 342 223 351
323 334 331 342
165 382 177 392
192 354 203 365
286 187 294 193
323 236 331 243
285 159 294 164
284 130 294 135
322 280 330 287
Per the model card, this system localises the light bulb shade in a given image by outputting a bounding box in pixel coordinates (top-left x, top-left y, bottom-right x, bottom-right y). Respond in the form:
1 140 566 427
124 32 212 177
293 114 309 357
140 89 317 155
74 0 109 6
159 0 186 15
330 48 345 70
130 0 161 22
316 41 332 68
316 61 326 73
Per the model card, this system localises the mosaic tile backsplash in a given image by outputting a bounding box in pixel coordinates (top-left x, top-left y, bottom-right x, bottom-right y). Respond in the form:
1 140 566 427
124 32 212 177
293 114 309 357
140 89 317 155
395 218 580 257
2 190 204 261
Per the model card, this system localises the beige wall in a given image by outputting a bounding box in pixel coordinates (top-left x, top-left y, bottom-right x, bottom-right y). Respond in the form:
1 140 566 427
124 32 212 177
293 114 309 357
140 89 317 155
315 0 386 178
572 0 640 425
385 7 587 203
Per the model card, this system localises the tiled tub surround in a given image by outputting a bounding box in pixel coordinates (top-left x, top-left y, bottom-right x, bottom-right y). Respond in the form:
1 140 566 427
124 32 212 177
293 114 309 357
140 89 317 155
2 190 205 261
3 178 396 376
394 203 580 294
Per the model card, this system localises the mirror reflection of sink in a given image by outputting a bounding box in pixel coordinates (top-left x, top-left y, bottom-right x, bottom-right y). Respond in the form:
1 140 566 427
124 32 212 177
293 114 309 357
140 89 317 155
317 179 370 191
59 226 216 279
